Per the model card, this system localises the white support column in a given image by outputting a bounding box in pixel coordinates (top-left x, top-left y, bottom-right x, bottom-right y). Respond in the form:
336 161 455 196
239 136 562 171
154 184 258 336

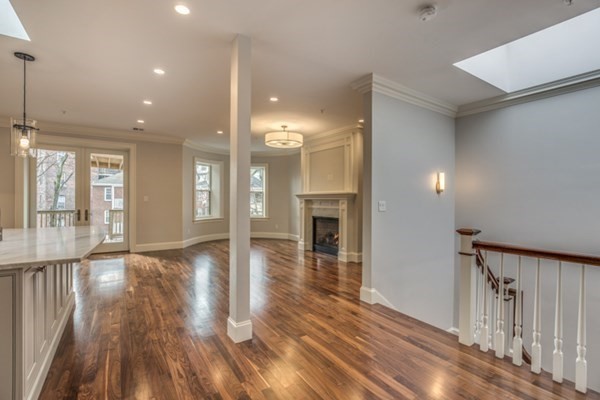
457 229 481 346
575 265 587 393
531 258 542 374
227 34 252 343
512 256 523 366
553 262 564 383
495 253 505 358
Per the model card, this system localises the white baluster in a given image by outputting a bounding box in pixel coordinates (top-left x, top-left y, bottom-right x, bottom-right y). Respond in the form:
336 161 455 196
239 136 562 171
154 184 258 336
513 256 523 366
495 253 505 358
531 258 542 374
553 262 563 383
474 257 481 343
575 265 587 393
480 251 489 352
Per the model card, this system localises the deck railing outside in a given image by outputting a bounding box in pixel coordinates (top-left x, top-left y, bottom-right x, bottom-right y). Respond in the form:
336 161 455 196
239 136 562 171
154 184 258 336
37 210 76 228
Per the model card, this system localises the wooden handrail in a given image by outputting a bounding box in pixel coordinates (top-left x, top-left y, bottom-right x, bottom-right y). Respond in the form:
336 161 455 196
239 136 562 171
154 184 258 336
473 240 600 267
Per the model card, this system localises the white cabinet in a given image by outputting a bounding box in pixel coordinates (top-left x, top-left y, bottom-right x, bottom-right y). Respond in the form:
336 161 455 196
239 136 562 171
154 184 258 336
0 263 75 400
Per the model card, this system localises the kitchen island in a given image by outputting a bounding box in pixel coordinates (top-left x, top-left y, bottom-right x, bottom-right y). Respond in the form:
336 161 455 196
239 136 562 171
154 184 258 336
0 226 105 400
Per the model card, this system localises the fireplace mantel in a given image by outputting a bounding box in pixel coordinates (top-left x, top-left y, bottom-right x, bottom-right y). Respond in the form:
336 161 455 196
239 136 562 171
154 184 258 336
296 192 356 200
296 193 360 262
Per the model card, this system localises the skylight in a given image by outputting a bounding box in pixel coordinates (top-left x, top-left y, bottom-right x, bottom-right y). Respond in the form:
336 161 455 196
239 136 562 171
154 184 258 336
0 0 30 41
454 8 600 93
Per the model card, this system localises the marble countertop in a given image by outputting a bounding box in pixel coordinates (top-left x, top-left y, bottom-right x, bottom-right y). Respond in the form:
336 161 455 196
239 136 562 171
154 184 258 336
0 226 106 270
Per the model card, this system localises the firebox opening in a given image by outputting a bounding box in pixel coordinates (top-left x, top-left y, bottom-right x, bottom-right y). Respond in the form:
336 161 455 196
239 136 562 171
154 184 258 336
313 216 339 256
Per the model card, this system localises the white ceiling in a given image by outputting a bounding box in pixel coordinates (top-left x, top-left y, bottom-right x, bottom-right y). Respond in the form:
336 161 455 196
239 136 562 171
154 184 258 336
1 0 598 152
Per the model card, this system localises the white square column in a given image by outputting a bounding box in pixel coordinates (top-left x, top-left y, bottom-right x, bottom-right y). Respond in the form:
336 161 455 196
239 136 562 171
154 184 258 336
228 34 252 343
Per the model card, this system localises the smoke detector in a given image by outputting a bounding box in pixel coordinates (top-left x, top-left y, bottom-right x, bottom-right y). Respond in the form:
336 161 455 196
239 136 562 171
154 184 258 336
419 5 438 22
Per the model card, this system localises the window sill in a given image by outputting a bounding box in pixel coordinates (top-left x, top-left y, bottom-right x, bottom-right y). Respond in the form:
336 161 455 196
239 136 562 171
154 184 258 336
194 217 225 223
251 217 269 220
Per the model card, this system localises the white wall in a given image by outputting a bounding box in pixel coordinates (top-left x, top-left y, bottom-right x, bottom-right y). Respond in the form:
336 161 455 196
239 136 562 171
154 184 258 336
456 85 600 391
370 91 455 330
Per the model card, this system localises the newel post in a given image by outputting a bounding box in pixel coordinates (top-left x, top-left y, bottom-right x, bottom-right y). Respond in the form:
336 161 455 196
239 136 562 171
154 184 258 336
457 228 481 346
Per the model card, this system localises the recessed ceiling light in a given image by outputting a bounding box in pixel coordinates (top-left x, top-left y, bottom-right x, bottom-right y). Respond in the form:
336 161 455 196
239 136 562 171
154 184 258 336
217 130 224 134
143 100 152 105
137 119 145 124
358 119 364 123
174 4 190 15
269 97 279 102
153 68 165 75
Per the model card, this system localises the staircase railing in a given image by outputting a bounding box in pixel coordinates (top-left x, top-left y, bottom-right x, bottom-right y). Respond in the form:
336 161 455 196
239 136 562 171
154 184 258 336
457 228 600 394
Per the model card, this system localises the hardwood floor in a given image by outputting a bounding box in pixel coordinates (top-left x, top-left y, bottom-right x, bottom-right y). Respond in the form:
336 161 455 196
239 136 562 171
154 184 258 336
39 239 597 400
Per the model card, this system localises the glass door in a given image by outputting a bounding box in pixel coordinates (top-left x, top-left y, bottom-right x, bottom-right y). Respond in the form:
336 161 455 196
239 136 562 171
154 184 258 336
30 146 130 253
32 147 81 228
84 149 129 253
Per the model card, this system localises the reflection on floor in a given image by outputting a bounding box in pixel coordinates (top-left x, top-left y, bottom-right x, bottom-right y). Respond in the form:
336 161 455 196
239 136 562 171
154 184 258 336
39 239 596 399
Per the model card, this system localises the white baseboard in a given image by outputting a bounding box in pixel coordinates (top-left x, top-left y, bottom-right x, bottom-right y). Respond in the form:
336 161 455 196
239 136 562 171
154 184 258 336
182 233 229 248
447 327 460 336
339 251 362 263
288 234 300 242
135 232 298 253
134 240 184 253
251 232 292 240
359 286 395 308
227 317 253 343
28 293 75 400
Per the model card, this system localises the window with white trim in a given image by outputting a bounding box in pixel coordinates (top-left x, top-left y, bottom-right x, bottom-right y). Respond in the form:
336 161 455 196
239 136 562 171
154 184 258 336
250 165 267 218
104 186 112 201
194 158 222 220
104 209 110 224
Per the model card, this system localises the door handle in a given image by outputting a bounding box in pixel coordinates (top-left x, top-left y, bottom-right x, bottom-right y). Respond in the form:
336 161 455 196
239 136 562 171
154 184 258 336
85 209 89 221
76 209 81 221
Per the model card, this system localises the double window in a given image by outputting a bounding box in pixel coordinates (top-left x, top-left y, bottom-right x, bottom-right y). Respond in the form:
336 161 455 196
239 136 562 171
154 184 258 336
193 160 267 221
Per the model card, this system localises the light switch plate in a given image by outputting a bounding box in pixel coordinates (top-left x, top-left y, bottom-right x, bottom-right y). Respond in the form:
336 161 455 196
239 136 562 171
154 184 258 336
378 201 386 212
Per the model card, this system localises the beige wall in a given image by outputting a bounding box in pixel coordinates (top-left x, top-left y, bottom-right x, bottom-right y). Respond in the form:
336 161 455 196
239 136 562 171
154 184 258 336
251 154 300 237
182 146 300 242
136 142 183 245
0 129 15 228
182 146 230 241
1 124 302 248
308 146 345 192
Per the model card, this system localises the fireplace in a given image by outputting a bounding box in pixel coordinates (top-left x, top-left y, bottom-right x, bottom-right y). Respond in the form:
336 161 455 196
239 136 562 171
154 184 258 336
313 217 339 256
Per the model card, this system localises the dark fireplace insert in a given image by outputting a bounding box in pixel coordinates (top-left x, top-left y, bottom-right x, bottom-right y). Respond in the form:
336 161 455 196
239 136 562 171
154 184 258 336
313 216 339 256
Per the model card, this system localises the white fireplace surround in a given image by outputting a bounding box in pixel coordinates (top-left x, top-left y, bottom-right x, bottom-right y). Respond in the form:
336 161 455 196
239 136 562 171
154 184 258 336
296 192 360 262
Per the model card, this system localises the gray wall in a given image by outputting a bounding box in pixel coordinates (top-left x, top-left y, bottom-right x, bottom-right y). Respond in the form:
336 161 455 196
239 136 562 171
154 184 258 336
371 92 456 330
455 85 600 391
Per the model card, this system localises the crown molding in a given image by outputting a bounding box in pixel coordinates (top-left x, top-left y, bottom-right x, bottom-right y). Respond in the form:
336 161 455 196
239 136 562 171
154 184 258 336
457 69 600 117
305 124 359 143
183 140 230 155
0 116 185 145
183 139 301 157
351 73 458 117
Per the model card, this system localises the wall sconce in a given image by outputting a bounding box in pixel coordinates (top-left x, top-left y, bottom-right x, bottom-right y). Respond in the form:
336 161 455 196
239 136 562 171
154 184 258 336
436 172 445 194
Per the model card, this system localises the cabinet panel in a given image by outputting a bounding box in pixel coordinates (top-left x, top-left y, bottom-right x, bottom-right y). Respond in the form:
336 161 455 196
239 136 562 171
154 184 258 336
0 274 15 400
35 269 48 363
23 269 37 388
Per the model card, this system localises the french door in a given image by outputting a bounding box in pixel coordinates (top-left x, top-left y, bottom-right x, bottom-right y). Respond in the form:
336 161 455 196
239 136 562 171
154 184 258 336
31 146 130 253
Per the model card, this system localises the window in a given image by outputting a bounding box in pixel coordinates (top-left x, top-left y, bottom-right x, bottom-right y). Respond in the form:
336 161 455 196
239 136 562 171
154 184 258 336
57 195 66 210
104 210 110 224
194 158 222 220
250 165 267 218
104 186 112 201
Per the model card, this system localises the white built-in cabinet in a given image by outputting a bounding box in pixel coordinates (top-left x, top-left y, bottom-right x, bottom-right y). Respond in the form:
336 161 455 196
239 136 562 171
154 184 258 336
0 263 74 400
